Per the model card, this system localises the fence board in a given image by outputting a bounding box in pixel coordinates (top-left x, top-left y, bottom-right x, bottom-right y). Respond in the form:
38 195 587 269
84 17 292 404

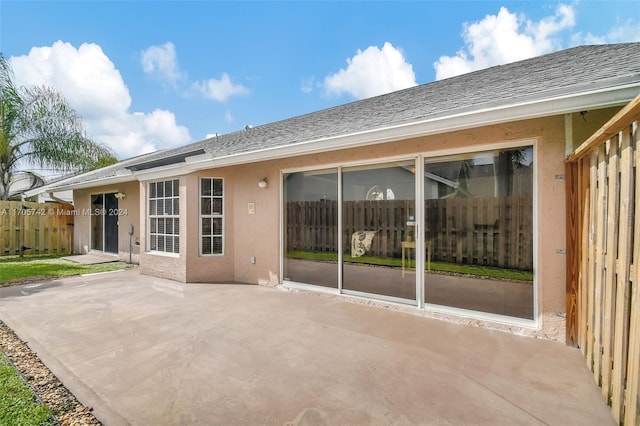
602 138 620 401
0 201 74 256
579 159 590 350
586 153 598 367
624 124 639 426
593 148 608 383
287 197 532 271
565 160 580 346
566 94 640 426
610 125 634 423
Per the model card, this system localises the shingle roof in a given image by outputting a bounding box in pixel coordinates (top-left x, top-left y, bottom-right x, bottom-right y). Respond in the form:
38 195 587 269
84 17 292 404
49 43 640 190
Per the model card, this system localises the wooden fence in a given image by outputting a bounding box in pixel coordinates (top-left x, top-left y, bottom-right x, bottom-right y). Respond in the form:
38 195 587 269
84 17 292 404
0 201 74 256
286 196 533 270
565 94 640 426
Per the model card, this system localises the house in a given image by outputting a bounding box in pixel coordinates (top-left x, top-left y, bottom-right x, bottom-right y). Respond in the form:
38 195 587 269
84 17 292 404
6 171 73 203
28 43 640 337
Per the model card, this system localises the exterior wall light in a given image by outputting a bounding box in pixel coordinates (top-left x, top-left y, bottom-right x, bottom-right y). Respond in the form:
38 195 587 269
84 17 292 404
115 192 126 199
258 178 268 189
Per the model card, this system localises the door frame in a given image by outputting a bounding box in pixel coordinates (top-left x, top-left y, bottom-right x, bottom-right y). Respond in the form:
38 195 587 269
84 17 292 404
90 192 119 254
280 140 538 326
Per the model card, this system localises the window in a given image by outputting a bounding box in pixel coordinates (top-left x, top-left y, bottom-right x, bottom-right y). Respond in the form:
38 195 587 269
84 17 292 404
148 179 180 254
423 147 534 319
200 178 224 255
282 145 535 321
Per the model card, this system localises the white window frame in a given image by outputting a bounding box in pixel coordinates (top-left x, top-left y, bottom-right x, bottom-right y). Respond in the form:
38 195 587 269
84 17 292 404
200 177 224 256
148 179 180 255
280 138 538 328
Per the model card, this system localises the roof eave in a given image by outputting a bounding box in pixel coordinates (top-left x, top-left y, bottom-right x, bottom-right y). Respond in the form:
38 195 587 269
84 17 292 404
26 170 136 195
31 80 640 190
190 83 639 170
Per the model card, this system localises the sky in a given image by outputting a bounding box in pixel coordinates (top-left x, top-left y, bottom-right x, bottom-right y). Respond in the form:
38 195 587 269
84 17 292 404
1 1 639 164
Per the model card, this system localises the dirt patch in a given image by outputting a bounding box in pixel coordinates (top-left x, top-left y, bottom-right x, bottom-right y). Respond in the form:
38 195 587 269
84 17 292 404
0 276 67 288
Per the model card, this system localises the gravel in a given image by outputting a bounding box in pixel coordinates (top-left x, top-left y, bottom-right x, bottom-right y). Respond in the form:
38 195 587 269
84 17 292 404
0 320 102 425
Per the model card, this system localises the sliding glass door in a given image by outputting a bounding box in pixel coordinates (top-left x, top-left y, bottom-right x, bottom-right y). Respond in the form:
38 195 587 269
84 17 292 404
282 146 535 320
423 147 534 319
91 193 119 254
283 169 339 288
342 161 416 302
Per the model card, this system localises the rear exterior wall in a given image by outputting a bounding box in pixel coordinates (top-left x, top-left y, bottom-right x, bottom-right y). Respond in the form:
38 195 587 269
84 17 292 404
73 181 141 263
125 110 621 325
155 117 565 306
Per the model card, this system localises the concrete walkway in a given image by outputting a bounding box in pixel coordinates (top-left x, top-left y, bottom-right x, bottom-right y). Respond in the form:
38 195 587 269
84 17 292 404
0 270 613 425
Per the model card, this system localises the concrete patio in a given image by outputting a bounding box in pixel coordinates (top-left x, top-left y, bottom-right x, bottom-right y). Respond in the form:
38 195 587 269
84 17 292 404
0 270 613 425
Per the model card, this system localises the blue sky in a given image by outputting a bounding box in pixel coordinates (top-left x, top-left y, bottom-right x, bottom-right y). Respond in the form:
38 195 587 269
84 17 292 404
1 1 639 161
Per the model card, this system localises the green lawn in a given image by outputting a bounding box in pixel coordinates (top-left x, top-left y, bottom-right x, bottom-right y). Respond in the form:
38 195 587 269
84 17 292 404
0 353 56 426
0 254 135 285
286 250 533 282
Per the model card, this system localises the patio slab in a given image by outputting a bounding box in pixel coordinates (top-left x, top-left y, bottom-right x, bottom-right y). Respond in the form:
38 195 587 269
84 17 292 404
61 254 121 264
0 270 613 425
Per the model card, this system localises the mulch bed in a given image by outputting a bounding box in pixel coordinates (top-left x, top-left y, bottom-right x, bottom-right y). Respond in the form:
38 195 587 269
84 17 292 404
0 320 102 425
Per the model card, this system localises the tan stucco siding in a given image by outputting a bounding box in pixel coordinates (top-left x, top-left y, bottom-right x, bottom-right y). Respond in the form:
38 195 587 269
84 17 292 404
94 112 627 323
138 178 187 282
219 116 568 316
571 106 623 152
230 164 281 286
184 171 236 283
174 116 570 297
73 181 141 263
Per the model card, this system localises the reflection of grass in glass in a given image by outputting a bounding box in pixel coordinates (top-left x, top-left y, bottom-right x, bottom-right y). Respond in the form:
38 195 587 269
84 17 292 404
426 261 533 282
286 250 533 282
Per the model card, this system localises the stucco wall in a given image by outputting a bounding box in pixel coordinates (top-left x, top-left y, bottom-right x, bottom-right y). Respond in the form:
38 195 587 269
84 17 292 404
217 115 571 319
95 108 624 331
571 107 622 151
138 178 188 282
73 181 141 263
230 164 281 286
184 171 236 283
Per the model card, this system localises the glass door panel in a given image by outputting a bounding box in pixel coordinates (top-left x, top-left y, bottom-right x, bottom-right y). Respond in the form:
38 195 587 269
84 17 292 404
91 194 104 251
342 161 416 302
423 147 534 319
283 169 338 288
104 193 119 253
91 193 118 253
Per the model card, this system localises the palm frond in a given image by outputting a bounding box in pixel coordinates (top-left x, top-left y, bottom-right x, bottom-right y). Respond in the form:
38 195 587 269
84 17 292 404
0 53 117 199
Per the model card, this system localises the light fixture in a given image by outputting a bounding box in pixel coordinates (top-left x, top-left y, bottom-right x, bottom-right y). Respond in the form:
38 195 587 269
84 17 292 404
115 192 126 199
258 178 268 189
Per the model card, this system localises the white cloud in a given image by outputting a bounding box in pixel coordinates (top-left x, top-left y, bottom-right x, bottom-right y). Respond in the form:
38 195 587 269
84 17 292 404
573 18 640 45
434 5 575 80
10 41 191 159
224 110 234 123
191 73 249 102
324 42 417 99
141 42 184 87
300 76 315 94
606 20 640 43
141 42 249 102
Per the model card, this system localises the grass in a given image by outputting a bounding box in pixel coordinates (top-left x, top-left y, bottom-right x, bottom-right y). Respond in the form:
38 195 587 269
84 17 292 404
0 352 56 426
286 250 534 282
0 254 135 285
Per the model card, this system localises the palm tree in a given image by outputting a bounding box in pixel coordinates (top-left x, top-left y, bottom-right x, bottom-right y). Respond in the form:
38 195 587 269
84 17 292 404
0 53 117 200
